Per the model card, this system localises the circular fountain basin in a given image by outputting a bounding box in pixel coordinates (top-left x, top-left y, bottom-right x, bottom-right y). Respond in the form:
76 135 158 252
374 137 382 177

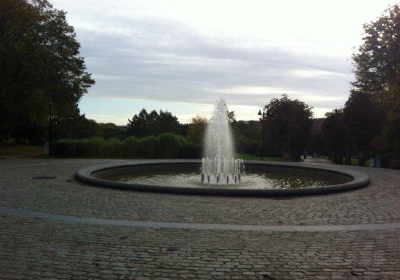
75 160 370 197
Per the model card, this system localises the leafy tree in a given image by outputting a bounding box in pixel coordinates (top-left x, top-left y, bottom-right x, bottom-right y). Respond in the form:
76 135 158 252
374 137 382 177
0 0 94 149
150 110 182 136
343 91 383 165
237 120 261 142
263 95 313 161
52 107 98 140
126 109 182 137
306 118 327 157
322 109 346 164
352 4 400 157
126 109 149 138
187 115 207 145
95 123 125 140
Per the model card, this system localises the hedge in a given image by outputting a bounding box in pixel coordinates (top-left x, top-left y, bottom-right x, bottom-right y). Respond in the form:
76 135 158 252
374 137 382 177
52 133 201 159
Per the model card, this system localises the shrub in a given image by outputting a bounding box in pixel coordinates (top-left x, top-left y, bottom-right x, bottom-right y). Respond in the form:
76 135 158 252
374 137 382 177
158 133 182 158
179 143 202 159
52 140 77 157
122 136 140 158
102 138 122 157
236 135 259 155
79 137 103 156
139 136 159 158
52 134 200 159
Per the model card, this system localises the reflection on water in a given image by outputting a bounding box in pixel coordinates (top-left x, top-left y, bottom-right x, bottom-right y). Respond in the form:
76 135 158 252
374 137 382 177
107 168 346 190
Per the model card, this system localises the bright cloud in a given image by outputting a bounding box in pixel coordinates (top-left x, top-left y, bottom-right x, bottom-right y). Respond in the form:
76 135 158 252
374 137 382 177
51 0 398 124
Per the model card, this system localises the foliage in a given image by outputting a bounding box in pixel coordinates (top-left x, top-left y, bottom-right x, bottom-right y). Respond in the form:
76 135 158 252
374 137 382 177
236 121 261 141
307 120 327 157
235 153 282 161
0 143 44 157
158 133 182 158
187 115 207 145
352 4 400 158
0 0 94 144
138 136 158 158
126 109 184 138
53 134 199 159
322 109 346 164
122 136 140 158
263 95 313 161
95 123 125 140
54 109 98 140
343 91 383 165
236 134 259 155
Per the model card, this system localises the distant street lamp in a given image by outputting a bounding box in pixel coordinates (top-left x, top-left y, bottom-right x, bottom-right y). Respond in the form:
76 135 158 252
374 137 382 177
258 106 267 161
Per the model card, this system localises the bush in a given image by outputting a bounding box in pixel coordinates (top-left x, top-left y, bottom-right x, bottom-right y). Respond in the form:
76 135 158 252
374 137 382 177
52 134 200 159
102 138 122 157
81 137 103 156
158 133 182 158
139 136 159 158
179 143 202 159
236 135 259 155
52 140 77 157
122 136 140 158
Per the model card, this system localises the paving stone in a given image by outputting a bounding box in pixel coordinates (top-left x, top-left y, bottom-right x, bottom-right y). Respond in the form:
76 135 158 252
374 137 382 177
1 159 400 279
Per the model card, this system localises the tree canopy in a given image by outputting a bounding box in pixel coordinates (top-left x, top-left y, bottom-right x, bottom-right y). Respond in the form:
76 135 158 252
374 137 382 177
187 115 207 145
263 95 313 161
0 0 94 143
351 4 400 158
126 109 184 138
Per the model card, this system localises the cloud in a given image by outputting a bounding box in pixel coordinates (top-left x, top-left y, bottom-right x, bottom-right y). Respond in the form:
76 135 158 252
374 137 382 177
53 0 387 121
75 16 352 108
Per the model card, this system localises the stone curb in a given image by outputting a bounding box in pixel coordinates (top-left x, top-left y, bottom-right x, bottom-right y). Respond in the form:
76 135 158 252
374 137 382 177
75 160 370 197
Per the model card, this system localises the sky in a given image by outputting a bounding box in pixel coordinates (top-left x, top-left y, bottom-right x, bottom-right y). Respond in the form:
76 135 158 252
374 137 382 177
52 0 399 124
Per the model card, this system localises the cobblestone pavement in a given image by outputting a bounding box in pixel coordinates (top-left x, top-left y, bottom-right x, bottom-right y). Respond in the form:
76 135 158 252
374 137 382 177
1 158 400 279
1 159 400 226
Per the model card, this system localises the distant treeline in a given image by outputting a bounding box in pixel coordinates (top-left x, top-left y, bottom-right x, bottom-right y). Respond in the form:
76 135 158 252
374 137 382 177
48 109 262 158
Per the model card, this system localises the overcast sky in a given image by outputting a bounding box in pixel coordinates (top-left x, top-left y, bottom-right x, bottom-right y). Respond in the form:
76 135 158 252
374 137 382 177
52 0 398 124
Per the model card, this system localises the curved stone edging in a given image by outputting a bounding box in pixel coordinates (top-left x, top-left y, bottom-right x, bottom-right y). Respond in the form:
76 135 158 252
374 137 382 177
1 207 397 232
75 160 370 197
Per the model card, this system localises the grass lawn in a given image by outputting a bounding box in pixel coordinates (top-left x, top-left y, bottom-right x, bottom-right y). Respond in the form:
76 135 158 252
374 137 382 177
320 155 370 167
0 143 44 157
350 157 370 167
235 153 282 161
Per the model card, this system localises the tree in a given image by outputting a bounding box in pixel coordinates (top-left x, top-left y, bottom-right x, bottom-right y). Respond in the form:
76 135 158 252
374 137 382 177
236 121 261 142
0 0 94 149
126 109 182 138
343 91 383 165
322 109 346 164
352 4 400 157
187 115 207 145
263 95 313 161
52 107 98 140
95 123 125 140
126 109 149 138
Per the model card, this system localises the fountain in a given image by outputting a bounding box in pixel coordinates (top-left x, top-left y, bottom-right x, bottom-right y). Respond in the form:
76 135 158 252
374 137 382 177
75 100 369 196
201 99 245 184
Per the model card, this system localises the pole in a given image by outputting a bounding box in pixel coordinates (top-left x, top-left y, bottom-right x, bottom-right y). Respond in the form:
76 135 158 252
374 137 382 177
260 117 264 161
48 103 53 156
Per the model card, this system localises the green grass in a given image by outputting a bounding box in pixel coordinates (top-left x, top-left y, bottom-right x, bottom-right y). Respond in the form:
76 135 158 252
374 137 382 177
235 153 282 161
350 157 370 167
321 156 370 167
0 143 44 157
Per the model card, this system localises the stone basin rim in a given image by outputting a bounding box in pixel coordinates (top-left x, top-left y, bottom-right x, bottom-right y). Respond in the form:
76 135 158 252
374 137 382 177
75 160 370 197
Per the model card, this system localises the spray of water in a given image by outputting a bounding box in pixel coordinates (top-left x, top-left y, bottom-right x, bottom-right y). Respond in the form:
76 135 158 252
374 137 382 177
201 99 244 184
